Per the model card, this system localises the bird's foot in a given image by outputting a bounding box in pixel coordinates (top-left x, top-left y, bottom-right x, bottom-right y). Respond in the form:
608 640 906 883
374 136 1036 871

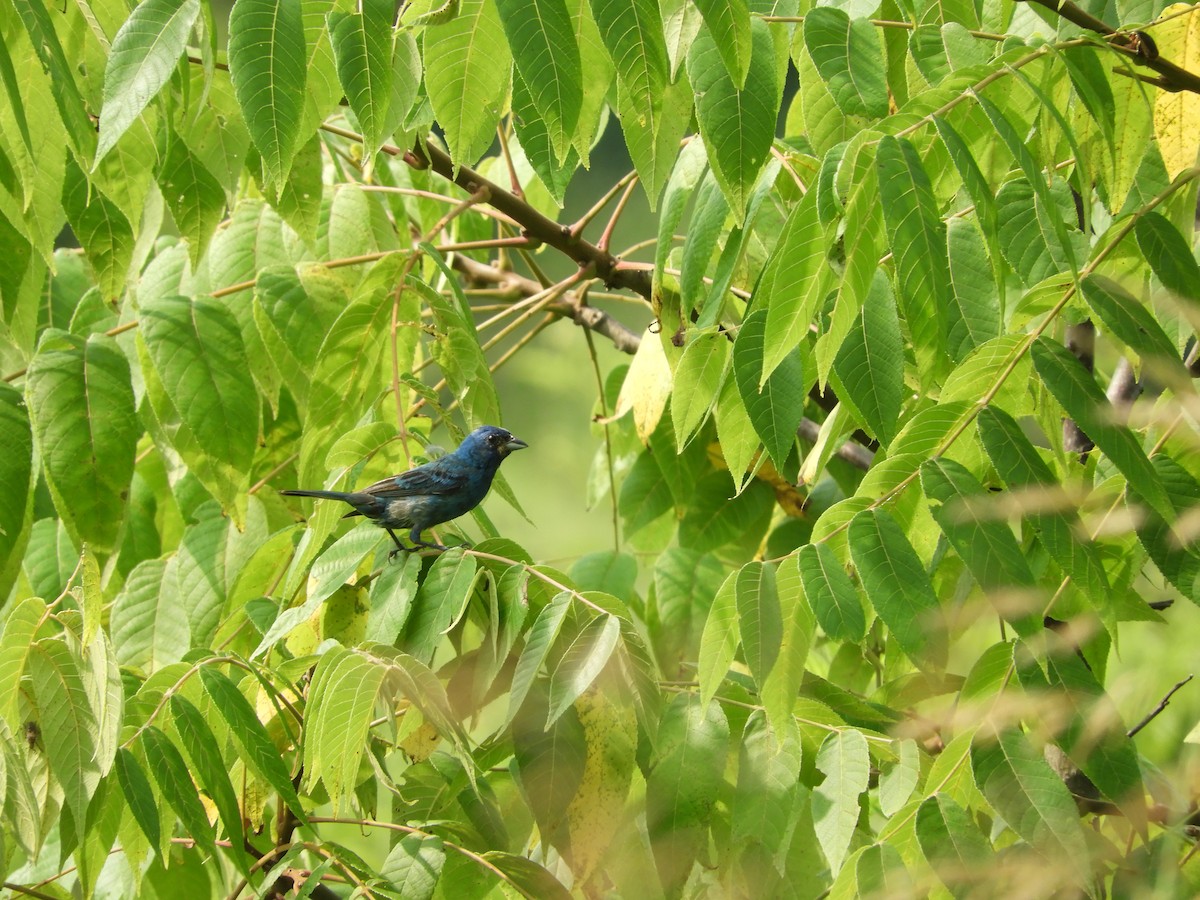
458 540 473 549
412 540 450 552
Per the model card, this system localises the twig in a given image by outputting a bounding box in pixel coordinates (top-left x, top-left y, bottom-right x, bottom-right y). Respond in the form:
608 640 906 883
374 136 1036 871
571 170 639 238
1017 0 1200 95
597 176 640 253
451 254 644 353
1127 674 1193 737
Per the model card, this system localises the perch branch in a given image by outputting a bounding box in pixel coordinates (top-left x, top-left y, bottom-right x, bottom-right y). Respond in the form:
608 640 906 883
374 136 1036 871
1127 674 1194 737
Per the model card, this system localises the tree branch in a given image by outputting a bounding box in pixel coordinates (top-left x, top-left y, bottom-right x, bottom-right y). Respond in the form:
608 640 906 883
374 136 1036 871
1018 0 1200 95
1127 673 1194 738
450 254 644 353
408 137 653 298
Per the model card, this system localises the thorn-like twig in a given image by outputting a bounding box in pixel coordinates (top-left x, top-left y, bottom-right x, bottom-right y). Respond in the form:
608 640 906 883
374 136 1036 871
1127 674 1194 738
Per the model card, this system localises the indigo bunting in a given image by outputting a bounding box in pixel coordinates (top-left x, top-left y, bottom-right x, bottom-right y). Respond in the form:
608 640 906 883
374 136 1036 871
282 425 527 553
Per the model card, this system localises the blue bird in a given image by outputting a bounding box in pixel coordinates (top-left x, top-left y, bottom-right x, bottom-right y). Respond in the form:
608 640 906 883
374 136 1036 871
281 425 527 554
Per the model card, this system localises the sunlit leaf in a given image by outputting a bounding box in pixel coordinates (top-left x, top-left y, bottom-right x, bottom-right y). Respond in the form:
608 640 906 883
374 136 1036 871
25 335 136 555
812 728 869 874
96 0 200 162
228 0 307 188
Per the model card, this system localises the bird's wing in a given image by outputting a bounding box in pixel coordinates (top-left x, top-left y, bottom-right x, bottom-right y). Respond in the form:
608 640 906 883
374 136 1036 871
360 458 469 499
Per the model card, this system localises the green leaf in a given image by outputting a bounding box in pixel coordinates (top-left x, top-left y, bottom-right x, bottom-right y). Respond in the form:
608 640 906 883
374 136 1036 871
0 596 45 727
693 0 752 86
688 19 777 220
140 725 215 848
672 333 729 449
481 852 573 900
329 1 395 162
511 69 580 204
678 475 774 554
169 695 248 860
735 561 782 692
654 137 707 300
1135 211 1200 302
512 681 586 852
646 694 729 898
381 834 446 900
110 558 190 670
759 191 831 383
734 309 806 470
367 550 422 644
157 132 227 266
138 295 260 524
199 667 306 822
661 0 702 80
302 646 386 808
995 176 1084 287
803 8 888 118
847 508 943 666
61 160 135 299
96 0 201 163
798 543 865 642
507 593 572 726
1 716 43 856
812 728 870 874
945 217 1001 359
876 134 951 381
731 711 800 852
976 406 1113 609
570 551 637 600
115 748 161 853
591 0 676 201
424 0 511 166
228 0 307 188
618 450 674 535
403 548 478 664
1040 646 1145 825
831 271 903 446
679 172 729 313
920 458 1039 631
370 643 475 765
760 555 814 735
1080 274 1181 366
0 384 33 597
590 0 668 127
253 264 346 412
1030 337 1172 519
10 0 96 158
25 334 137 555
915 794 994 898
697 571 739 705
256 520 379 656
28 638 99 843
1136 455 1200 606
496 0 582 162
971 727 1090 881
546 613 620 727
879 739 919 816
932 115 995 232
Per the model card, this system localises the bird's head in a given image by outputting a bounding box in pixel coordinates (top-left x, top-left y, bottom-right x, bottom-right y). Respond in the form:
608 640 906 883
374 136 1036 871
459 425 528 462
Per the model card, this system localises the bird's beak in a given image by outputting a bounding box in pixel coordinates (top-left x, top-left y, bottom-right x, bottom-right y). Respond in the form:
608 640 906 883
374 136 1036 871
504 436 528 454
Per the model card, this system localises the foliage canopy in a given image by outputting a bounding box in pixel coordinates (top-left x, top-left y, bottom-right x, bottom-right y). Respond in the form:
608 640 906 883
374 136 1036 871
2 0 1200 897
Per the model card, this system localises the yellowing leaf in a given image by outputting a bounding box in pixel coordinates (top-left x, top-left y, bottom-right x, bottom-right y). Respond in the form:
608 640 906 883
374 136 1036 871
614 327 672 442
565 686 636 886
1153 4 1200 178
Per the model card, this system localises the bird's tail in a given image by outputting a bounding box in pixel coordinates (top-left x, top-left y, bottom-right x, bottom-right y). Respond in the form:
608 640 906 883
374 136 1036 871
280 489 365 519
279 489 351 501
